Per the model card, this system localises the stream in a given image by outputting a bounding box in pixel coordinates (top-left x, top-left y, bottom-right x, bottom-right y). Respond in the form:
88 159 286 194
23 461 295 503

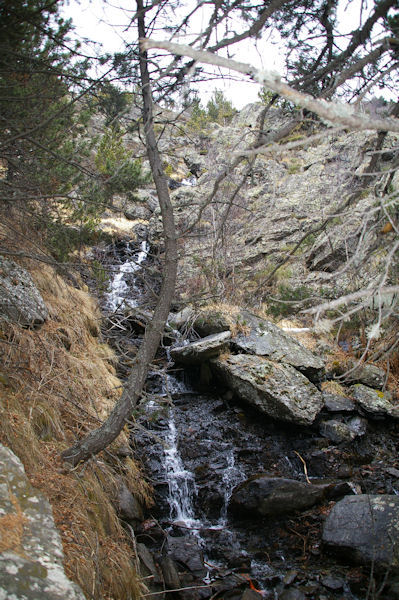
100 237 399 600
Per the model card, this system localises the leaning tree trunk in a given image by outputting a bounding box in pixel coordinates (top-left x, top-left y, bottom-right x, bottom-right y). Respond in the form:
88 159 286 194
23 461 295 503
61 3 178 466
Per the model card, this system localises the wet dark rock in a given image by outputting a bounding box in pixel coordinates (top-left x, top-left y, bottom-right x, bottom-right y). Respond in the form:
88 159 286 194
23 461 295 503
319 420 357 443
283 570 298 586
350 384 399 419
0 257 48 327
137 543 163 585
321 575 344 590
229 476 326 518
170 331 231 365
322 392 355 413
322 494 399 571
240 589 263 600
118 484 144 523
278 588 306 600
167 535 206 577
233 310 324 383
212 354 323 425
347 415 368 436
160 556 181 590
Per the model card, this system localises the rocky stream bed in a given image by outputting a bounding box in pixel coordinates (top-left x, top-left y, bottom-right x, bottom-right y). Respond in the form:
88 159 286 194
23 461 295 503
99 238 399 600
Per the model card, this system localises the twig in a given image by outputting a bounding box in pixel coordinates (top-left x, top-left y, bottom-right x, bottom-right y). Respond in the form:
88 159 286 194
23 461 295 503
294 451 311 484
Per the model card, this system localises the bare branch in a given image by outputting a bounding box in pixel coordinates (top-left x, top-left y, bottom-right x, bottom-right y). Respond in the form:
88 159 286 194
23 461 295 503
141 38 399 134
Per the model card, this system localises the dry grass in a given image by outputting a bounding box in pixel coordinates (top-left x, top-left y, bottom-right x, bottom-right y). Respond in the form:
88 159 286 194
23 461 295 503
0 491 27 554
0 257 153 599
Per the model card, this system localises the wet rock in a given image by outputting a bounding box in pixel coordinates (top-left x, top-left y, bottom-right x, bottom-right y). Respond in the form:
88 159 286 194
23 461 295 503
233 310 324 382
170 331 231 365
278 588 306 600
211 354 323 425
241 589 263 600
323 494 399 571
350 384 399 419
347 415 368 436
167 535 206 577
0 445 85 600
136 543 163 585
160 556 181 590
321 575 344 591
0 257 48 327
319 420 357 443
322 392 355 413
118 484 144 523
229 476 326 518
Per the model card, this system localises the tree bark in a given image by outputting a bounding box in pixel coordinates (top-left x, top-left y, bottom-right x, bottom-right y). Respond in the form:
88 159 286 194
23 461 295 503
61 2 178 466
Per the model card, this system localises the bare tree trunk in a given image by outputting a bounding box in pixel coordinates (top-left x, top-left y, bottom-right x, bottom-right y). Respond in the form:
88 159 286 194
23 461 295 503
61 3 178 466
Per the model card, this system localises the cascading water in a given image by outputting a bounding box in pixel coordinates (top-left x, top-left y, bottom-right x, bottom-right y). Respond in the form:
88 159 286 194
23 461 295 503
105 240 148 311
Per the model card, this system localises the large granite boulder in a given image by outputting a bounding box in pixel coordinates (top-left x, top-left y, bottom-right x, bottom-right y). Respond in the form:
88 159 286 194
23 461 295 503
229 475 326 518
233 310 324 383
0 257 48 327
323 495 399 571
0 445 85 599
170 331 231 365
211 354 323 425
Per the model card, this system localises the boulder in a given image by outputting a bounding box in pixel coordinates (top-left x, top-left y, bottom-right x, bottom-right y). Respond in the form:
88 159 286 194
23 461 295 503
322 392 355 413
0 445 85 600
350 384 399 419
211 354 323 425
323 495 399 571
0 257 48 327
118 484 144 523
229 476 326 518
167 535 206 577
233 310 324 383
346 363 387 389
170 331 231 365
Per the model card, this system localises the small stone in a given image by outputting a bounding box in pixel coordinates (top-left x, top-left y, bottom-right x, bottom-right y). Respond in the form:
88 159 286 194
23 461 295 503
323 392 355 413
321 575 344 590
320 420 356 443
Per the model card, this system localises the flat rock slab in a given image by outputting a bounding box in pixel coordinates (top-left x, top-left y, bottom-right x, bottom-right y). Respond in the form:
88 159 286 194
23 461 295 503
350 384 399 419
0 257 48 327
323 495 399 571
170 331 231 365
233 310 324 383
322 392 356 413
0 445 85 600
211 354 323 425
229 476 326 518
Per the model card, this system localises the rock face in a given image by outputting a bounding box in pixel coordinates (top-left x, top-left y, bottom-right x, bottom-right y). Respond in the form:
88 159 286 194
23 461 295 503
0 257 48 327
170 331 231 365
229 476 326 517
0 444 86 600
323 495 399 571
233 311 324 383
212 354 323 425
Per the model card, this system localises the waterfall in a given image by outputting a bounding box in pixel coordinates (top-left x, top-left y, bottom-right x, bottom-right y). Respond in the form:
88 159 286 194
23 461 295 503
105 240 148 311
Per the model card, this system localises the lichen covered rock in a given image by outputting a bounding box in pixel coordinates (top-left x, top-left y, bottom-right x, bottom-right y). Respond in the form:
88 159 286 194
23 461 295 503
0 257 48 327
211 354 323 425
0 445 85 599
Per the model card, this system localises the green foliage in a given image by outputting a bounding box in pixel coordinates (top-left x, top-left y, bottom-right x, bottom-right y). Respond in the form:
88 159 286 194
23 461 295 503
94 127 151 205
258 87 295 111
187 90 236 131
267 284 312 318
94 82 130 127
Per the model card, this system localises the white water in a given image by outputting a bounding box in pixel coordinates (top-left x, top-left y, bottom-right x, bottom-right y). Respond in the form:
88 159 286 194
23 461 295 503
105 240 149 311
218 448 245 526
